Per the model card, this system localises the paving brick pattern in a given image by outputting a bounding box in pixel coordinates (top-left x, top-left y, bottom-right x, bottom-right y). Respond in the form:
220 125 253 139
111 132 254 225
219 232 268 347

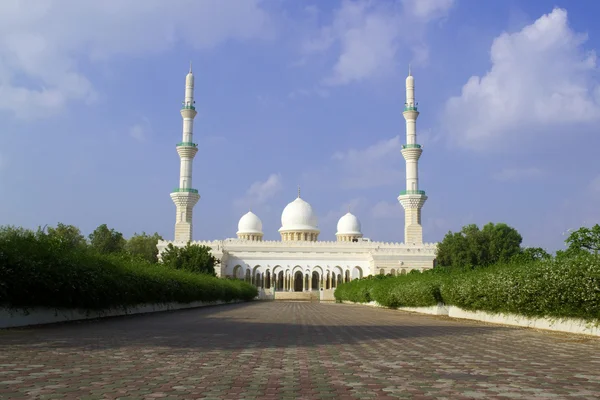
1 302 600 399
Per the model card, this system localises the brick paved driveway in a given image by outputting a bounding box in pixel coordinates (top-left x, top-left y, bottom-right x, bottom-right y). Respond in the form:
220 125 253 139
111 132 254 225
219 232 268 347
1 302 599 399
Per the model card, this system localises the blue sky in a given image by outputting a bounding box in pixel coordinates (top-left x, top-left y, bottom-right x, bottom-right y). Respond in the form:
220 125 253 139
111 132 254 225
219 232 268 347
1 0 599 252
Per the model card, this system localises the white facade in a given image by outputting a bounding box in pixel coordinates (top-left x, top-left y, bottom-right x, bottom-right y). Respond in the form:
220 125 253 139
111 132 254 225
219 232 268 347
159 67 437 289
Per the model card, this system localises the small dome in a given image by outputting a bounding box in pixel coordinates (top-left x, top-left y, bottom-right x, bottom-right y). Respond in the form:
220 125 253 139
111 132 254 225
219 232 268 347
336 212 362 235
279 197 319 232
237 211 263 234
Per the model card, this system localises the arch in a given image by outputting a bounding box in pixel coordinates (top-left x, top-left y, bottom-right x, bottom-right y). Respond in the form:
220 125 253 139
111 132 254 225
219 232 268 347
292 265 304 275
253 265 262 288
265 270 271 289
391 269 396 276
272 265 283 275
232 265 243 279
312 265 324 277
379 268 385 275
245 269 251 283
352 266 363 280
305 273 309 291
345 270 350 282
277 271 284 291
294 271 304 292
401 269 407 275
337 274 342 286
311 271 320 291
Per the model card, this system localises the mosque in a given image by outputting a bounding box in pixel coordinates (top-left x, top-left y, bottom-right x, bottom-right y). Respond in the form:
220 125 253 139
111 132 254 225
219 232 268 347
157 65 437 292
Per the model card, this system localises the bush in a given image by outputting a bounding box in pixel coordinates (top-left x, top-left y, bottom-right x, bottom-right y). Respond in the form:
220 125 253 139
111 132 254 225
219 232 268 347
161 242 217 276
441 255 600 321
371 273 446 308
333 277 378 303
334 255 600 322
0 226 257 310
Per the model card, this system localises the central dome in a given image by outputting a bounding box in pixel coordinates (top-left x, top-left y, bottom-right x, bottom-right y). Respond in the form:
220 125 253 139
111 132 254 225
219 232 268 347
279 197 319 232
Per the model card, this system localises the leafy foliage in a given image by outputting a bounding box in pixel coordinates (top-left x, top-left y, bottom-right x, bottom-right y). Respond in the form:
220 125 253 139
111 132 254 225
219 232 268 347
125 232 163 263
441 255 600 320
509 247 551 264
436 222 522 268
161 242 218 276
564 224 600 255
89 224 126 254
335 255 600 322
0 225 257 310
46 223 87 250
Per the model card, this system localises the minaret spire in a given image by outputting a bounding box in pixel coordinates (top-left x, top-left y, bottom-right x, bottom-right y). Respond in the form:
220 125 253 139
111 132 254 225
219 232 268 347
398 69 427 244
170 65 200 242
297 185 301 198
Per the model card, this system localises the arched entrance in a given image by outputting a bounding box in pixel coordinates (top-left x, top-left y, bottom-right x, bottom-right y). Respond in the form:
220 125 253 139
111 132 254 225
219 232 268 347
311 271 319 290
294 271 304 292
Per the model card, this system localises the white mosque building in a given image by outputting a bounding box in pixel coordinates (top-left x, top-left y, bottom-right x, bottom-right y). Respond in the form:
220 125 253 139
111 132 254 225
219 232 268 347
157 65 437 293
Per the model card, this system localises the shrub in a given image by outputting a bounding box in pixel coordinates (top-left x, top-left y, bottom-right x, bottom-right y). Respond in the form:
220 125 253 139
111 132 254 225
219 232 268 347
161 242 218 276
334 255 600 322
0 226 257 311
334 278 378 303
372 273 446 308
441 255 600 321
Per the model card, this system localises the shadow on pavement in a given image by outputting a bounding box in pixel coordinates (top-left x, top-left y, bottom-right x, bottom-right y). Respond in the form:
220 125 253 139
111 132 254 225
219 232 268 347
0 302 505 352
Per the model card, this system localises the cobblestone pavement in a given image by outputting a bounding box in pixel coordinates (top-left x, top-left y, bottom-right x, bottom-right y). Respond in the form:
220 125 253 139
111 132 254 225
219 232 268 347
1 302 600 399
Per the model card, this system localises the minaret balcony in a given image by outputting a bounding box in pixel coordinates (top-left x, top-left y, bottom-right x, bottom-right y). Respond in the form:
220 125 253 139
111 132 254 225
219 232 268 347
176 142 198 147
181 104 196 110
399 190 426 196
404 105 418 112
402 144 422 149
172 188 199 194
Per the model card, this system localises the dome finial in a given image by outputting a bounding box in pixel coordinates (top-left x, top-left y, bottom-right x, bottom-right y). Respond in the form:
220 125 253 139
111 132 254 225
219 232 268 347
189 61 193 74
348 204 351 213
408 63 411 77
297 185 301 198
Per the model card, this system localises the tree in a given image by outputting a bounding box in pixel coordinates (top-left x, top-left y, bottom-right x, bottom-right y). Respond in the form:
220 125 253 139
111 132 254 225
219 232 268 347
564 224 600 255
510 247 552 264
89 224 126 254
46 223 87 250
436 222 522 268
125 232 163 263
160 242 218 276
482 222 523 264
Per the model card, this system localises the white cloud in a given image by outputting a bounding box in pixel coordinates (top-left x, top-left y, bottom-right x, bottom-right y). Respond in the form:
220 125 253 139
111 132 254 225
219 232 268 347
588 175 600 195
332 136 404 189
234 173 283 209
129 117 152 142
371 201 402 219
443 8 600 152
402 0 454 20
302 0 453 86
322 198 365 226
492 166 544 182
0 0 272 118
129 124 146 142
288 87 330 99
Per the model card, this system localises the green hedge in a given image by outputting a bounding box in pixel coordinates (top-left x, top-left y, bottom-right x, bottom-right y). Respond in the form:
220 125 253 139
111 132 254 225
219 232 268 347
0 227 258 310
335 255 600 321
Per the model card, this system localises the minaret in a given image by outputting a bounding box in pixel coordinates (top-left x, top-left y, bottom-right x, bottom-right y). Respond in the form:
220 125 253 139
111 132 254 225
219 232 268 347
170 63 200 242
398 67 427 244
